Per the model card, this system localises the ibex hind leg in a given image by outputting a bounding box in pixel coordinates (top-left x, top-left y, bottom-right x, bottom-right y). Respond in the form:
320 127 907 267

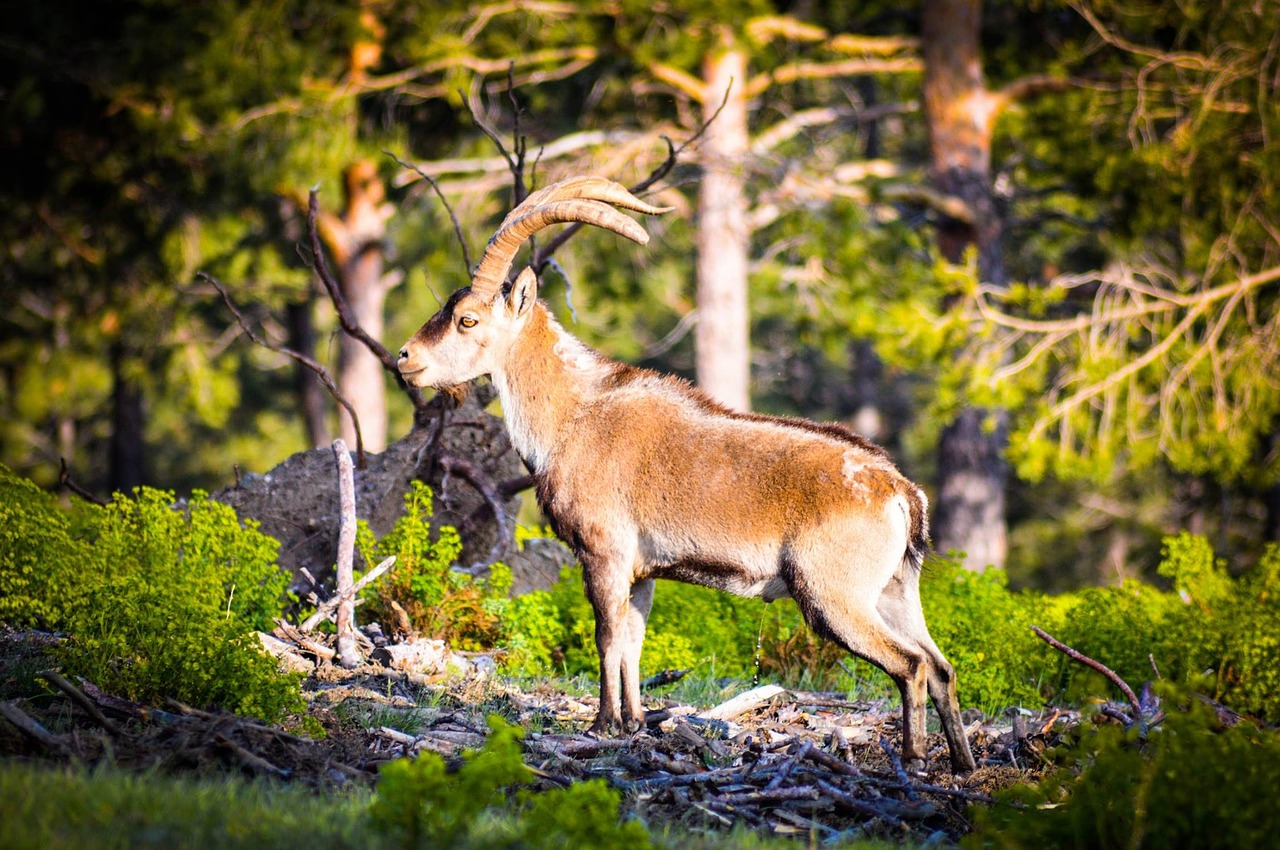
877 569 977 773
788 569 932 770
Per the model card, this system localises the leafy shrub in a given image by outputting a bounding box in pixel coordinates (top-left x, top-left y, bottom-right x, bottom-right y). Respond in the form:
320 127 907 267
369 715 651 850
540 564 797 680
0 465 300 720
913 555 1056 712
361 482 568 672
361 482 505 650
0 466 96 627
967 690 1280 849
1052 534 1280 720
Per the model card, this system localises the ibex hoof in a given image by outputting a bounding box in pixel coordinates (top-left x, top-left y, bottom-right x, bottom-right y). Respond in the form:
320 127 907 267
588 713 644 738
903 757 928 777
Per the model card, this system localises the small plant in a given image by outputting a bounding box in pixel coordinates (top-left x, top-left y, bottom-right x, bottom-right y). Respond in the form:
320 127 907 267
368 715 651 849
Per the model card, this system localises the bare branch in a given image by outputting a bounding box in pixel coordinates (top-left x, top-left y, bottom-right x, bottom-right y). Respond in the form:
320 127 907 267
332 439 361 669
744 57 923 100
383 149 473 276
299 555 397 632
306 188 428 413
530 87 729 275
1032 625 1143 721
199 270 367 469
58 458 107 506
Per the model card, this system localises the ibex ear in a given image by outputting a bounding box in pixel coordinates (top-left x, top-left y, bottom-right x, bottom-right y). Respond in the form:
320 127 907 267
507 267 538 319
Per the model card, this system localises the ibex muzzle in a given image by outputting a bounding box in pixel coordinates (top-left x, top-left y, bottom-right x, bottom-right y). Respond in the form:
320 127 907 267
398 177 976 774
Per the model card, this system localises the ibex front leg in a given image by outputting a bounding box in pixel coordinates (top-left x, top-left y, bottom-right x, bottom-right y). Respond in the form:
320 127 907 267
620 578 655 731
583 550 641 736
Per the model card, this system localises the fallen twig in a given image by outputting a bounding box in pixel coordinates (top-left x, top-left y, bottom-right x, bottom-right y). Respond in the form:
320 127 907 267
1032 625 1144 723
39 670 125 737
0 700 74 757
299 556 397 632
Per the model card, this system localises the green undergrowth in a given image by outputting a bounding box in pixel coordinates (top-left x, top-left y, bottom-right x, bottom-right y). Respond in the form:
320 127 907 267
965 687 1280 849
0 464 301 720
4 460 1279 727
2 715 894 850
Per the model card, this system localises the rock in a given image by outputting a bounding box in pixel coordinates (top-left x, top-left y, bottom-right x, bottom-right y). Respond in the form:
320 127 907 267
212 388 536 593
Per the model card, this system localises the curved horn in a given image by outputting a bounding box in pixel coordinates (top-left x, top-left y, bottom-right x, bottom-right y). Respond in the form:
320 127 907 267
470 177 673 300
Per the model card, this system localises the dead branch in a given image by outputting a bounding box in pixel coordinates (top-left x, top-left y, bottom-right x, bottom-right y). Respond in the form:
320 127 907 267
199 271 367 468
38 671 125 737
306 188 428 414
332 439 361 669
57 458 107 506
383 149 473 276
698 684 786 722
0 700 75 758
298 555 397 632
1032 625 1144 721
438 456 512 571
530 84 730 275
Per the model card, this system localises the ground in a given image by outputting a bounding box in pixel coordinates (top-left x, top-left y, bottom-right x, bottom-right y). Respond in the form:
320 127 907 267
0 629 1063 846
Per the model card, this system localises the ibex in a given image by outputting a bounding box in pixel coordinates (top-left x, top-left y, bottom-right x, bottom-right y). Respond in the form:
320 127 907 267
398 177 976 774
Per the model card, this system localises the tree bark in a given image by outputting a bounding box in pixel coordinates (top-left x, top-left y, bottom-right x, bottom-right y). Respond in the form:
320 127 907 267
923 0 1009 570
327 160 396 453
109 343 145 494
695 35 752 412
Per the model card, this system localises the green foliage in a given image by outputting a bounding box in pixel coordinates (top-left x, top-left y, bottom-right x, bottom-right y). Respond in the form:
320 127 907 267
369 715 651 850
0 762 383 850
1052 534 1280 720
541 564 787 680
0 465 300 720
967 692 1280 849
920 556 1058 712
362 482 568 672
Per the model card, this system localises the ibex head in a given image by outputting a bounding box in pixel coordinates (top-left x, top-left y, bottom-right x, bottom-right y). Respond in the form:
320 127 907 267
397 177 671 396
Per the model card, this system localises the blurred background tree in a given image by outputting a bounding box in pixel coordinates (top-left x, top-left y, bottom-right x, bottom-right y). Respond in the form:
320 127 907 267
1 0 1275 592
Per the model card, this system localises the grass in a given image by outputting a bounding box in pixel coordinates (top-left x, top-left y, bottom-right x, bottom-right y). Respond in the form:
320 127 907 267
0 760 915 850
0 763 382 850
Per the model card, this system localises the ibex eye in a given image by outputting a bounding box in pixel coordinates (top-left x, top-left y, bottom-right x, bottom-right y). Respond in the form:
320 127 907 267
459 316 477 329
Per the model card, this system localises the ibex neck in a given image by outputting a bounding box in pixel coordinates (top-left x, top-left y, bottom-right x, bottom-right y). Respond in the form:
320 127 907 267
490 303 602 473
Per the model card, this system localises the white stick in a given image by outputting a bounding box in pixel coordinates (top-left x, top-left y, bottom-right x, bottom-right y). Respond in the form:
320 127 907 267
298 555 396 632
332 439 361 669
697 684 786 721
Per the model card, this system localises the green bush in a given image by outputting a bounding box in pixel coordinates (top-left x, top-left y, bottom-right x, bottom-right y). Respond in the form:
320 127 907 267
369 715 651 850
540 563 806 681
967 690 1280 849
0 465 300 720
360 482 569 673
920 555 1058 712
1052 534 1280 720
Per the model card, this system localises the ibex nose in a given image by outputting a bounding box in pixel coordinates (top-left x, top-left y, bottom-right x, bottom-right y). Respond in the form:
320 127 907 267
398 348 408 362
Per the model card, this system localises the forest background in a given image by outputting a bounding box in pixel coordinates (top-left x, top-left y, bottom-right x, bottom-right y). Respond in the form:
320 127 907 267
2 0 1277 592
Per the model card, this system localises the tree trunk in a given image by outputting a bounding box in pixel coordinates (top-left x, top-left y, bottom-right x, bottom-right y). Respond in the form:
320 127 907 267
286 297 329 448
695 35 752 412
109 344 145 494
329 160 396 453
923 0 1009 570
